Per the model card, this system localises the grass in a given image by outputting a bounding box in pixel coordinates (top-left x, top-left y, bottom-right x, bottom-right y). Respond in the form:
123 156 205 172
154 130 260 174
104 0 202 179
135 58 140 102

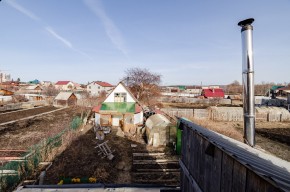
190 118 290 162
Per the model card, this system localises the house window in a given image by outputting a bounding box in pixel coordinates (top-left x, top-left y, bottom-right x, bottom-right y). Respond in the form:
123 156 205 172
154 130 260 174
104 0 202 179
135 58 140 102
98 86 100 89
114 92 127 102
88 86 91 89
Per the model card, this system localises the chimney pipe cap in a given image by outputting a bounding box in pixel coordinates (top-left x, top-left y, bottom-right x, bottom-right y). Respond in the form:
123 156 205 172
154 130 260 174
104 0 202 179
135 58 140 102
238 18 254 27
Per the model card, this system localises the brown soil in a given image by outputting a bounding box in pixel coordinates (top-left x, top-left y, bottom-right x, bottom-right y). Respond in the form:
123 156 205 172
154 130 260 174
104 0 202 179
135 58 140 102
43 128 179 185
0 106 57 124
0 106 180 187
0 107 77 150
44 128 133 184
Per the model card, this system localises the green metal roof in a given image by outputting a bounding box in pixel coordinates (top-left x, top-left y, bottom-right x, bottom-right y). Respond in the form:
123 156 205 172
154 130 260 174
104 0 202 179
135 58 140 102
178 86 186 90
271 85 285 91
100 102 135 113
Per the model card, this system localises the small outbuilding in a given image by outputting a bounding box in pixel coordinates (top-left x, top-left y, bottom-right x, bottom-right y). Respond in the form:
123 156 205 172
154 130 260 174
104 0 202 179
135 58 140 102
53 92 78 107
145 114 175 147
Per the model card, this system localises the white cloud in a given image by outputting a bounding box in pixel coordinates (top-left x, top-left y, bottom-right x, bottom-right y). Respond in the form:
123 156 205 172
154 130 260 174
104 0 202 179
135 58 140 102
6 0 40 21
45 27 73 48
83 0 129 55
6 1 91 60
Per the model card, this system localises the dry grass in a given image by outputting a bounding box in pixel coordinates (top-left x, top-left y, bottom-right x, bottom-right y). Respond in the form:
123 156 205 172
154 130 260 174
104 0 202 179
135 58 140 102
191 118 244 142
190 118 290 162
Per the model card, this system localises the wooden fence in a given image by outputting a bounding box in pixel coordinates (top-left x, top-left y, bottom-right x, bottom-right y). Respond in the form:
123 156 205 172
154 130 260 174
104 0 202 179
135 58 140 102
178 118 290 192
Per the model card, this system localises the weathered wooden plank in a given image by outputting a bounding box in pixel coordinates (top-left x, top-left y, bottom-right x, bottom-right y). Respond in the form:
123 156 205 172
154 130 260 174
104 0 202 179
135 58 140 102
246 169 280 192
132 152 164 156
210 145 222 192
133 172 180 175
136 169 180 172
204 140 212 192
189 129 196 180
220 153 234 192
133 159 179 164
232 161 247 192
197 134 205 190
134 179 180 183
193 131 200 181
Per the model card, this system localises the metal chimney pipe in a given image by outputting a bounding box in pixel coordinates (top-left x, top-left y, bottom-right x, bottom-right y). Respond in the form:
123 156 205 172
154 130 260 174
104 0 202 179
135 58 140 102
238 18 255 147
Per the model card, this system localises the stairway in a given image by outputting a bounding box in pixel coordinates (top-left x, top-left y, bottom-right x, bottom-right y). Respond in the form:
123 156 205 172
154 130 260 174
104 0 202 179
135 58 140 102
131 151 180 186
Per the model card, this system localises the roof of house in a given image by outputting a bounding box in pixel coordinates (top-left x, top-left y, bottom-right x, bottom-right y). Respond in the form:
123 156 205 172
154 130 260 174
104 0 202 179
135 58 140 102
0 89 14 96
94 81 113 87
54 92 76 100
277 86 290 91
55 81 71 85
28 79 40 84
104 82 139 103
25 85 41 90
271 85 285 91
202 88 224 98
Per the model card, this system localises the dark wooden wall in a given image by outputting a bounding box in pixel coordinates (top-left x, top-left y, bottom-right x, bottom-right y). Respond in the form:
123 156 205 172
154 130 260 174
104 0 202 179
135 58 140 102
179 121 281 192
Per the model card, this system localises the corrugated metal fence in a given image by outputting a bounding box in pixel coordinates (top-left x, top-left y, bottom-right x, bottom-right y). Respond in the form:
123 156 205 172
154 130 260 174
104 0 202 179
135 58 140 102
161 107 290 122
179 118 290 192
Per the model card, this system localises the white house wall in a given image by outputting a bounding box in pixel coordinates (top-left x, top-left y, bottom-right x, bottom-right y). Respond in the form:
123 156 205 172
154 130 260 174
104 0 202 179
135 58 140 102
55 82 75 90
95 113 101 125
104 84 135 103
87 83 112 96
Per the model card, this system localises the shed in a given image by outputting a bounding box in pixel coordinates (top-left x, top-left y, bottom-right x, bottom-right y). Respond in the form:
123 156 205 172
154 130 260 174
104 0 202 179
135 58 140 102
53 92 78 107
145 114 175 147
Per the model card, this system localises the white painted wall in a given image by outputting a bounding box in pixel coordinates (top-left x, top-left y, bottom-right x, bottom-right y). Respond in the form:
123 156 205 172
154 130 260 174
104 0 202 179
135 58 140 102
104 83 135 103
55 82 75 90
95 113 101 125
134 111 143 124
87 82 113 96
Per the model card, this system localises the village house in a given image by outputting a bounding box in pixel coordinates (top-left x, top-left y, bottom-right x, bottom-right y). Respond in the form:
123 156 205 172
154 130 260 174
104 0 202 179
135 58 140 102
184 86 202 94
28 79 40 84
93 82 143 132
53 92 79 107
87 81 114 96
0 89 14 96
41 81 54 87
201 88 225 98
55 81 75 91
18 85 42 94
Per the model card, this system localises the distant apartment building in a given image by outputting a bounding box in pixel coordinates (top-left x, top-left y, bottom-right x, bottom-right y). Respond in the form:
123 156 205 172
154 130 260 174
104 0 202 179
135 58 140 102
87 81 114 96
0 72 11 83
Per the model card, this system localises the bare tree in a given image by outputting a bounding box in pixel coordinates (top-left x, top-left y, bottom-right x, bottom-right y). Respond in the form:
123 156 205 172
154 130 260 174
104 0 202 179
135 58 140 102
42 85 60 96
123 68 161 106
226 80 242 95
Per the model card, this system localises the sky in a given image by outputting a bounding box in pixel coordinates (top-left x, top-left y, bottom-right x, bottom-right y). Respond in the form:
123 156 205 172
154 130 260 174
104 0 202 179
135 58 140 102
0 0 290 86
